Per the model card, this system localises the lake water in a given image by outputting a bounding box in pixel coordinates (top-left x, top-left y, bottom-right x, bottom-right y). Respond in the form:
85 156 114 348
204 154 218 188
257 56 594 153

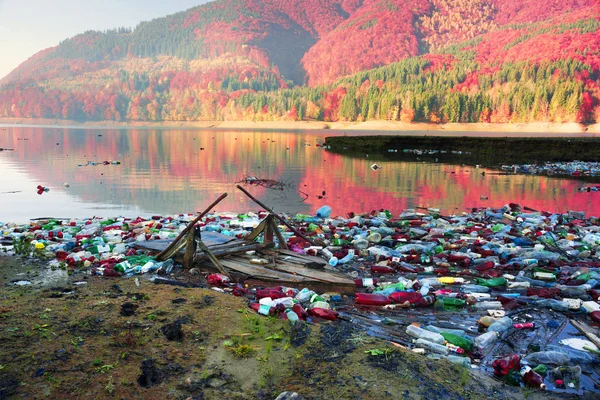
0 126 598 222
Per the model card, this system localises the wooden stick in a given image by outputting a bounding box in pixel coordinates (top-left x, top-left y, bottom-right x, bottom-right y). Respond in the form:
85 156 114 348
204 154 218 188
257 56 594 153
236 185 322 247
183 228 197 269
270 216 289 250
156 193 228 260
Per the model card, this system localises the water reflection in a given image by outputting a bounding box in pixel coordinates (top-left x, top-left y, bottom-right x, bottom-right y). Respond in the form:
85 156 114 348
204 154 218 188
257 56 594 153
0 126 598 222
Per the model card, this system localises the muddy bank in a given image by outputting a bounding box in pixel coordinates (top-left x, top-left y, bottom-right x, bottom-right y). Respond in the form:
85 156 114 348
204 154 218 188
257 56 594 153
324 135 600 165
0 256 584 400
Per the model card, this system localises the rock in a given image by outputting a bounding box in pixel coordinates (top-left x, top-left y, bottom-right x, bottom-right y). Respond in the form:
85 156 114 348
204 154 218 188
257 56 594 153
275 392 303 400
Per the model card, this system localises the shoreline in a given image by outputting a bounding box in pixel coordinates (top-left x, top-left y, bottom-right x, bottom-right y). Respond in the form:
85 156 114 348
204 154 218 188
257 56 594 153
1 117 600 136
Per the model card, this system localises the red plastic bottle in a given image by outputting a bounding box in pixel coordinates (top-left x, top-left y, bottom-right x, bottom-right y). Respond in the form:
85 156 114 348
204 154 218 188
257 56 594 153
308 308 338 321
207 273 230 286
256 288 285 299
388 292 422 304
355 293 390 306
513 322 534 329
415 295 435 307
492 354 521 376
354 278 378 288
474 261 495 271
292 303 308 320
520 366 546 390
249 303 276 316
371 265 395 274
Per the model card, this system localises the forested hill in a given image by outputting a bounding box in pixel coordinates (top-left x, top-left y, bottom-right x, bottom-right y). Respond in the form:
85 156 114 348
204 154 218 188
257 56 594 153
0 0 599 124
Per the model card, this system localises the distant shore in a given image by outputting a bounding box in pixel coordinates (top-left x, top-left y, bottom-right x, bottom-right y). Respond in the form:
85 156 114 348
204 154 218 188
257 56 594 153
1 117 600 136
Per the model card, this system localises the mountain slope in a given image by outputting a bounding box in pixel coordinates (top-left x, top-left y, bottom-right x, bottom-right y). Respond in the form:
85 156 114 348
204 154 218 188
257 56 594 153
0 0 599 124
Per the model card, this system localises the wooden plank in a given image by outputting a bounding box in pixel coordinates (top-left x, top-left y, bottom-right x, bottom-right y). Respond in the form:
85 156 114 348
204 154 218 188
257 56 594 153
233 253 354 286
570 319 600 349
218 259 309 283
276 249 327 266
267 262 355 285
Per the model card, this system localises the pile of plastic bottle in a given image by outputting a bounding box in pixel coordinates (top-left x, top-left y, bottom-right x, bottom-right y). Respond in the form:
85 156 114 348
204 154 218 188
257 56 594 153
501 161 600 177
0 212 264 277
2 202 600 392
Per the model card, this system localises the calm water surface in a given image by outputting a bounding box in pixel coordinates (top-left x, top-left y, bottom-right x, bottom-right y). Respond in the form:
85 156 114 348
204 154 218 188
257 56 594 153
0 126 598 222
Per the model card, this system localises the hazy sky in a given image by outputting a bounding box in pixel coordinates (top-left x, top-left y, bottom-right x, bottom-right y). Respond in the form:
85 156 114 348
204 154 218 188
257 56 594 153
0 0 209 79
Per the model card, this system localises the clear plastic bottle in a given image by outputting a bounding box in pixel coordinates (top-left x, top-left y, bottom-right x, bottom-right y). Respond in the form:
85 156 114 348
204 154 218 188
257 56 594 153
415 338 449 355
487 317 513 333
446 355 471 368
406 325 445 344
473 301 503 310
474 331 499 350
460 284 491 293
424 325 467 338
525 351 570 365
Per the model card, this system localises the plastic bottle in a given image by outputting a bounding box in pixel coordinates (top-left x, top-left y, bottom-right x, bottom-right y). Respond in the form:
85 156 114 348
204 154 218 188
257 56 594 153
415 338 449 355
292 303 308 320
338 249 355 264
441 297 466 307
389 291 422 304
286 310 300 324
441 332 474 352
207 273 230 286
474 331 499 350
533 299 569 312
473 301 503 310
446 355 471 368
406 325 445 344
328 257 339 267
272 297 294 308
492 354 521 376
355 293 391 306
549 366 582 385
513 322 534 329
308 308 338 321
425 325 467 338
320 248 334 260
354 278 378 288
520 366 547 390
295 288 316 303
525 351 570 366
250 303 276 316
256 288 285 300
460 284 491 293
487 317 513 333
546 345 594 364
315 206 332 218
475 277 507 288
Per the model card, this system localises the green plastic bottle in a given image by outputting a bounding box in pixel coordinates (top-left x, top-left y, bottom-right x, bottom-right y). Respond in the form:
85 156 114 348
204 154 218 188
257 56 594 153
532 364 548 376
475 277 507 288
441 332 474 352
441 298 466 307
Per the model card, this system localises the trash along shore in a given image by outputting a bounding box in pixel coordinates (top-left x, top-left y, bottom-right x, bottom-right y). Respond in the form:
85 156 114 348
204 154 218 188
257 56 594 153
1 192 600 399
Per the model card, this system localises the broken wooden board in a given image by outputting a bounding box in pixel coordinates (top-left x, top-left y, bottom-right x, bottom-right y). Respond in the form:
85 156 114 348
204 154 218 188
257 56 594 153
133 231 265 262
234 253 352 286
200 253 355 294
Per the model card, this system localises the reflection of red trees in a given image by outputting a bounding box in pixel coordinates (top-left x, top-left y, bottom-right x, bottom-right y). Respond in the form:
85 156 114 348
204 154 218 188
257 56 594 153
4 127 600 216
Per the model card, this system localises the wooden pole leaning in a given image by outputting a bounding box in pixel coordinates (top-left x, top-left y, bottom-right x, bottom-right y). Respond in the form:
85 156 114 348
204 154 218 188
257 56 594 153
156 193 228 261
236 185 323 247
